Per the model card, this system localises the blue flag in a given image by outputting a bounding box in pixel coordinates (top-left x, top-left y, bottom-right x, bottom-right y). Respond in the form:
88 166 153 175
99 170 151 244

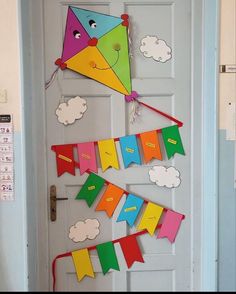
119 135 141 168
117 194 144 227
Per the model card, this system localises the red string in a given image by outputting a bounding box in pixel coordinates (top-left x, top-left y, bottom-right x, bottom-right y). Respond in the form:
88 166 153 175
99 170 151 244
138 101 183 127
52 252 71 292
52 226 162 291
51 101 183 149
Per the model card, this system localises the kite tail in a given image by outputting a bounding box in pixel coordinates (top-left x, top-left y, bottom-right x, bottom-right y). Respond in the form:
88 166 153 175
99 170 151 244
125 91 141 123
45 67 59 90
45 58 67 90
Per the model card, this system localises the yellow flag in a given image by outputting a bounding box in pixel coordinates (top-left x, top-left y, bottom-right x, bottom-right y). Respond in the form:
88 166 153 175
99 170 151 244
98 139 119 172
137 202 163 236
72 249 95 281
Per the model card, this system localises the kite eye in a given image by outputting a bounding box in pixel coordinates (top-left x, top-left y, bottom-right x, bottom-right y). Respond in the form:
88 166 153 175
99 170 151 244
73 30 81 39
89 20 97 28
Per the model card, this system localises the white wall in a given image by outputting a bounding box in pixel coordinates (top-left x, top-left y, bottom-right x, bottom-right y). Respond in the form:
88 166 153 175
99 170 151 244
0 0 21 130
219 0 236 130
0 0 28 290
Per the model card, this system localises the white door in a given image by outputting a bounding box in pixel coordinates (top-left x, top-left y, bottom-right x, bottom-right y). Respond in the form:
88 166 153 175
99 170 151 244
43 0 202 291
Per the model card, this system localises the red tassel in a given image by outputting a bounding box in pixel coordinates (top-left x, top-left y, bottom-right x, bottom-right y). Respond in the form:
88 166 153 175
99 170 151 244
55 58 67 70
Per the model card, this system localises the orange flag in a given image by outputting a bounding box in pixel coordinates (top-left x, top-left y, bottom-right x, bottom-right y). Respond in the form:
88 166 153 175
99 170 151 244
95 184 124 217
140 130 162 163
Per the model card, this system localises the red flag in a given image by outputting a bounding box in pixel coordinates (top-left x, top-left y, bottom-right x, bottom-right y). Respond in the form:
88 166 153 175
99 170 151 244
52 144 76 177
119 235 144 268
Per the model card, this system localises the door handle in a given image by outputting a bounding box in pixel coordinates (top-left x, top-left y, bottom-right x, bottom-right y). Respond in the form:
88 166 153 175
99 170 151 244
50 185 68 222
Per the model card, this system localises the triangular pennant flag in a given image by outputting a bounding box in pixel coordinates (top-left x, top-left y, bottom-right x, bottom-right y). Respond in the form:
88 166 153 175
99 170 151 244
77 142 97 175
97 139 120 172
117 194 144 227
139 130 162 163
119 235 144 268
97 24 131 94
162 125 185 159
52 144 76 177
157 210 184 243
96 241 120 275
119 135 141 168
95 184 124 217
75 173 105 207
70 6 123 40
71 249 95 281
137 202 163 236
61 7 91 63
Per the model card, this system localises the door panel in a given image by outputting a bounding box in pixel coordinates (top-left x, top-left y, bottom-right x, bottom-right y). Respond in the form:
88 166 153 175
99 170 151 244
44 0 201 291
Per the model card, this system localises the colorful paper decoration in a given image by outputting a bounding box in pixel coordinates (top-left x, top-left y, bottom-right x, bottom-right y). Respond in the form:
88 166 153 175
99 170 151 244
75 172 185 231
75 173 105 207
119 135 141 167
117 194 144 227
72 249 95 281
69 219 100 243
139 130 162 163
51 127 184 176
59 6 131 96
55 96 87 126
97 139 120 172
95 184 124 217
51 144 76 177
77 142 97 175
140 35 172 63
96 241 120 274
119 235 144 268
50 7 187 289
52 228 149 291
162 125 185 159
137 202 163 236
51 102 185 176
157 210 184 243
52 210 184 290
149 165 181 188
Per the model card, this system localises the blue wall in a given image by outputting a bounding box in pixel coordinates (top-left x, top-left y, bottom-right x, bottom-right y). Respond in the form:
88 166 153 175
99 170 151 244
0 132 28 291
218 130 236 291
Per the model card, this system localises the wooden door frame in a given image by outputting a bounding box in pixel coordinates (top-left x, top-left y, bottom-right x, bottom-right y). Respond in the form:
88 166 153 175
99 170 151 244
19 0 219 291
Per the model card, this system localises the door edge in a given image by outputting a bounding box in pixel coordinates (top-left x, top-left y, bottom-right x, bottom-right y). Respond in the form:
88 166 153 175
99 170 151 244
201 0 219 291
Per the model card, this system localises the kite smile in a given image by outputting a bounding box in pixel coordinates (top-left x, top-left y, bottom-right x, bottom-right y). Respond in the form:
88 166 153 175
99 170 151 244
91 44 121 71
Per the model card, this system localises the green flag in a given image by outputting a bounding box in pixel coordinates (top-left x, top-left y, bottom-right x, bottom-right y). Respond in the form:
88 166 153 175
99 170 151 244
76 173 105 207
162 125 185 159
96 241 120 275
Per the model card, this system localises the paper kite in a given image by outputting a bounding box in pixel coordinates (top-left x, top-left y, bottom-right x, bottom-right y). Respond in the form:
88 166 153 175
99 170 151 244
54 6 137 101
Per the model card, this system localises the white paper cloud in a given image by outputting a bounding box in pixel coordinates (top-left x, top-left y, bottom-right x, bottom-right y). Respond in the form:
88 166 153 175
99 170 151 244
140 36 172 63
69 218 100 243
56 96 87 125
149 166 181 188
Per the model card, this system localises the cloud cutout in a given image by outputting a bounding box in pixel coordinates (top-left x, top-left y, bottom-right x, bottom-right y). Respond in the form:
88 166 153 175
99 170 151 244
149 166 181 188
69 218 100 243
140 35 172 63
56 96 87 125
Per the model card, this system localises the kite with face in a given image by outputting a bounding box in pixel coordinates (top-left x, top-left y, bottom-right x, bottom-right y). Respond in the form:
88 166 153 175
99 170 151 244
54 6 137 100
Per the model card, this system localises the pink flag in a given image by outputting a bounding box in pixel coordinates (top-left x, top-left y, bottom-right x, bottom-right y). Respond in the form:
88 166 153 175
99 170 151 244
77 142 97 175
157 210 184 243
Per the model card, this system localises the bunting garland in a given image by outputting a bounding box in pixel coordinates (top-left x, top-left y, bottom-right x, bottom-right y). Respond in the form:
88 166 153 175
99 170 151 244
74 172 185 233
51 102 186 290
52 216 184 291
51 102 185 176
52 225 159 291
